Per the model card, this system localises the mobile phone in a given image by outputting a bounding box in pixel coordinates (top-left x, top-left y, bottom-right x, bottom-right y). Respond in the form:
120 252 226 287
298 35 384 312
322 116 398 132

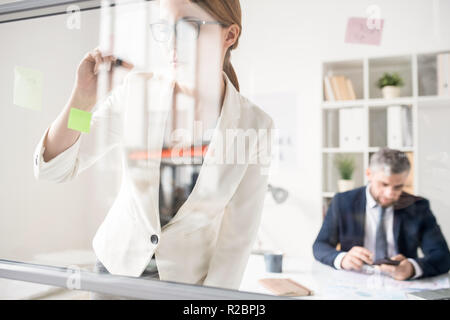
372 258 400 266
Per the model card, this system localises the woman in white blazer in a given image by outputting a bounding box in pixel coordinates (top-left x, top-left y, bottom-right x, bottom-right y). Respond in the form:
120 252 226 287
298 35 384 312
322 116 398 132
33 0 274 297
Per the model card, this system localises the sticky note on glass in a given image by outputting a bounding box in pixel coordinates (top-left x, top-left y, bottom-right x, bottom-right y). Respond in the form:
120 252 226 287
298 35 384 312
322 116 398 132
68 108 92 133
345 17 384 46
13 66 43 110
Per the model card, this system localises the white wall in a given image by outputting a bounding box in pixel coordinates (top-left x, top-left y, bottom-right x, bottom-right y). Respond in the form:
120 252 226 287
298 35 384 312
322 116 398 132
233 0 450 259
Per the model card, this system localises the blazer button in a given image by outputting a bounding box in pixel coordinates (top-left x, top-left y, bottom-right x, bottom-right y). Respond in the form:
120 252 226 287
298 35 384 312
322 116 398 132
150 234 159 245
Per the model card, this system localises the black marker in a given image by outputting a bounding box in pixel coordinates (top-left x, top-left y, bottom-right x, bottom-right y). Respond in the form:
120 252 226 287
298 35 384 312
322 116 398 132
113 57 133 69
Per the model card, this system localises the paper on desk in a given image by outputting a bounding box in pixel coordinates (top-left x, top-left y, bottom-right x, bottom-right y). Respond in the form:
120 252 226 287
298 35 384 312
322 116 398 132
324 268 449 298
381 274 449 291
13 66 43 111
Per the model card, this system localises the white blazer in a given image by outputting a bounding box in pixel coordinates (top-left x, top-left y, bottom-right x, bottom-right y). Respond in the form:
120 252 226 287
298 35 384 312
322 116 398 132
33 72 274 290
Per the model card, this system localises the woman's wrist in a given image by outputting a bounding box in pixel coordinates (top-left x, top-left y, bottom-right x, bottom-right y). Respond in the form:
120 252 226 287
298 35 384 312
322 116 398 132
68 88 96 112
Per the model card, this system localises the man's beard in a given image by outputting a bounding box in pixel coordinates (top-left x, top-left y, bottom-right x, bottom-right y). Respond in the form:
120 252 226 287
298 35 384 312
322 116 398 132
374 194 398 208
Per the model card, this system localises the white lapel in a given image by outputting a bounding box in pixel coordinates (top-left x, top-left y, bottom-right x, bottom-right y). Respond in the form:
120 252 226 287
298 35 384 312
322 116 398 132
161 73 243 230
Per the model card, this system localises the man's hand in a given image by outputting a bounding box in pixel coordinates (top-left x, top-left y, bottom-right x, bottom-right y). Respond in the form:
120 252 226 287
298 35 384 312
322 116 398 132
377 254 415 280
341 246 374 271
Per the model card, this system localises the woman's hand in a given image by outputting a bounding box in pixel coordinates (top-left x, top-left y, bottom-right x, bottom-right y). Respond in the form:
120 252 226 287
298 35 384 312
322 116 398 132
41 48 133 162
71 48 133 111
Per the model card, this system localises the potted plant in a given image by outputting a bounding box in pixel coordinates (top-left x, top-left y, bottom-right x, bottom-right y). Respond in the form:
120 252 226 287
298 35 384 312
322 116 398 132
377 72 404 99
334 154 356 192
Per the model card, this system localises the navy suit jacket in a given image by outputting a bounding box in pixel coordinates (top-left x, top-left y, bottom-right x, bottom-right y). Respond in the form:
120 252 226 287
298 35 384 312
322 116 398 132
313 186 450 278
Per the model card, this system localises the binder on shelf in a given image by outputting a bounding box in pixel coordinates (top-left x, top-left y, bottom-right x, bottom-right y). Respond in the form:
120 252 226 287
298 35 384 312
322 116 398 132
339 107 364 149
339 108 352 148
351 108 364 148
387 105 413 148
401 106 413 147
326 110 339 148
437 53 450 97
387 106 402 148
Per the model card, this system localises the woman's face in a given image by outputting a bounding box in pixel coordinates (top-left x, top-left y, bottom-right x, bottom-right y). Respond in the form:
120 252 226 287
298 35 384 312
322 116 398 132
154 0 236 136
156 0 225 81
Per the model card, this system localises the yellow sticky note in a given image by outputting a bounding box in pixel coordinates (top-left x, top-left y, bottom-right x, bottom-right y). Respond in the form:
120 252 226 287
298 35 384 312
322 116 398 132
13 66 43 111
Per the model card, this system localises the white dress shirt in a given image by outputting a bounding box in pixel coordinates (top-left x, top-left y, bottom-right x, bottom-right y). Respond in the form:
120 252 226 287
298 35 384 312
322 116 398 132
333 185 423 278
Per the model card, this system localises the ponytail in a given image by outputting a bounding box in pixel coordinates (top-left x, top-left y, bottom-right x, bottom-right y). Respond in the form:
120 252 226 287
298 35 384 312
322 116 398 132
190 0 242 92
223 49 240 92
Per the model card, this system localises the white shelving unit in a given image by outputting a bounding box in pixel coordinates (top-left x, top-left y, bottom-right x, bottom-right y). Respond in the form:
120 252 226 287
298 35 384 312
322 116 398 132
320 50 450 215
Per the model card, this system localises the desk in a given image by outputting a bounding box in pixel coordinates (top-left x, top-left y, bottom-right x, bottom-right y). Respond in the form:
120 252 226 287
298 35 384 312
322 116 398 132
240 254 450 300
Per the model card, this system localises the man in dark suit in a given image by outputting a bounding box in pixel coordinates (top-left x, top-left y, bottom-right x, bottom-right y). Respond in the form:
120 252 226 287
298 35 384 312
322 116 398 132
313 148 450 280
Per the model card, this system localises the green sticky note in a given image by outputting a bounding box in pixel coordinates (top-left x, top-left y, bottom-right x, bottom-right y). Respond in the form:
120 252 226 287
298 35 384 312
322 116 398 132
13 66 43 110
68 108 92 133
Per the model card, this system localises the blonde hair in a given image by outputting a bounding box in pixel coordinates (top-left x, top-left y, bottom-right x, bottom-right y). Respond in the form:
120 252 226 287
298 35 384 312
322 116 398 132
190 0 242 91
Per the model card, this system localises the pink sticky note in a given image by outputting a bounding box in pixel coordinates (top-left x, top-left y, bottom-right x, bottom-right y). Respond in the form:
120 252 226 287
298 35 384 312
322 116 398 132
345 17 384 46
